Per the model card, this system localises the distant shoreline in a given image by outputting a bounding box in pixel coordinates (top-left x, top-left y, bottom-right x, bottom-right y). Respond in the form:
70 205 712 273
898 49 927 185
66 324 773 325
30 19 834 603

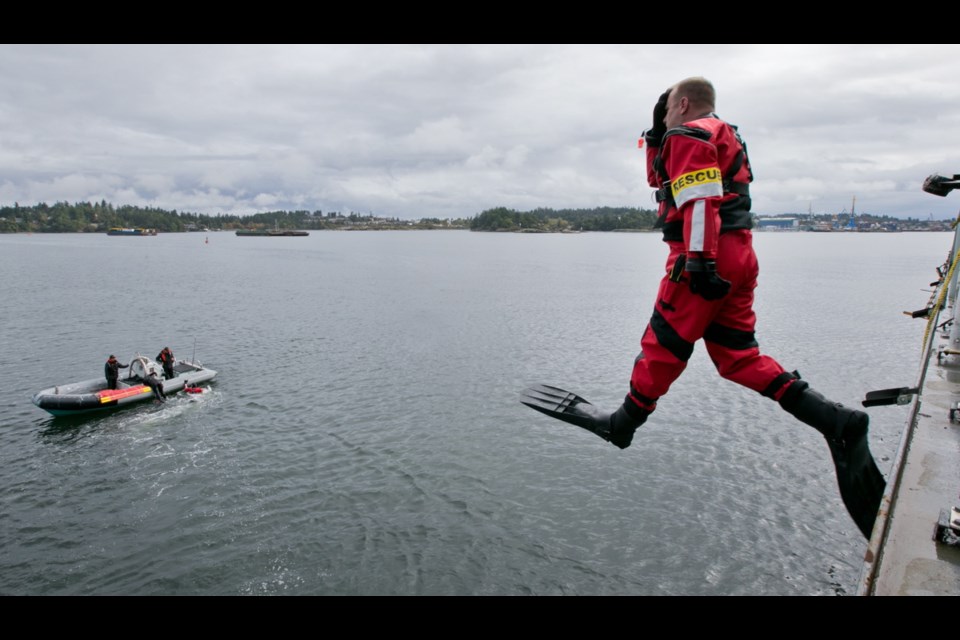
4 201 947 233
3 226 953 235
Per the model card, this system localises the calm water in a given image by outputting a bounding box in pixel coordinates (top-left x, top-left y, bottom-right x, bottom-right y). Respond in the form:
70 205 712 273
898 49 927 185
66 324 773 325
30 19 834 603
0 230 947 595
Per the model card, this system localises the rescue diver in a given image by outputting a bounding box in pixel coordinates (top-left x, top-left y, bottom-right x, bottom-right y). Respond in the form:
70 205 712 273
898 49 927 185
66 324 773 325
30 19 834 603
521 77 885 539
142 372 167 402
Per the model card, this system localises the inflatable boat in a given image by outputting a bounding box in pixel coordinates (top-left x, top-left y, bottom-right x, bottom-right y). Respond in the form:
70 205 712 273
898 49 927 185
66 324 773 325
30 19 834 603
32 354 217 417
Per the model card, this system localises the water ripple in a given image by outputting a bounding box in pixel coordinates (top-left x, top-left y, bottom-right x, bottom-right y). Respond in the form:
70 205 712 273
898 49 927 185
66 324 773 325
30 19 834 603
0 231 944 594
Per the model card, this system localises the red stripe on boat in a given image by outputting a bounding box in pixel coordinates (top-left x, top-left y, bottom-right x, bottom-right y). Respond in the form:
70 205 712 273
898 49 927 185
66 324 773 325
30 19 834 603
98 386 150 403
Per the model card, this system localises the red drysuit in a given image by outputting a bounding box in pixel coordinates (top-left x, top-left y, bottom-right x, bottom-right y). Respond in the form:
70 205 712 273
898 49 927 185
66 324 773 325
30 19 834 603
627 115 796 414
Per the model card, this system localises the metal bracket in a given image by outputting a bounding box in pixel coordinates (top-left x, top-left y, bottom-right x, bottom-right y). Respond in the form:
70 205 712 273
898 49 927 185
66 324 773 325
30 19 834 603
934 507 960 546
862 387 919 408
938 347 960 364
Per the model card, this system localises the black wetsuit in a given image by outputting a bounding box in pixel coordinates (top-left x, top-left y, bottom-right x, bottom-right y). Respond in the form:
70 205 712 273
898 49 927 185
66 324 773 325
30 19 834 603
104 359 128 390
143 374 166 400
157 349 175 380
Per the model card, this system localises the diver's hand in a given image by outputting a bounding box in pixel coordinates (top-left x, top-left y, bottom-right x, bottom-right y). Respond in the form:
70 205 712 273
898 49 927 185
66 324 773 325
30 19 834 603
686 258 730 301
644 90 671 147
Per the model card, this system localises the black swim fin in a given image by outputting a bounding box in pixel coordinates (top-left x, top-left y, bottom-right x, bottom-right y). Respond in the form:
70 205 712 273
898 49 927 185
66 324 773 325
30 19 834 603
824 422 886 539
520 384 613 442
780 380 885 539
520 384 647 449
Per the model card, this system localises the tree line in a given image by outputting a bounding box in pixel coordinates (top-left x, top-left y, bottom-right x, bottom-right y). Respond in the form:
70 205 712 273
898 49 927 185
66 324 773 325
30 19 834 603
0 201 473 233
0 200 661 234
469 206 659 232
2 200 945 235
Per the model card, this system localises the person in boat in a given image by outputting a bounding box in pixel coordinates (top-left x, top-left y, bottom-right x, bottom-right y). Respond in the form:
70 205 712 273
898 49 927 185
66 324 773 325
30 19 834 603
104 355 128 390
142 372 167 402
523 77 885 539
157 347 175 380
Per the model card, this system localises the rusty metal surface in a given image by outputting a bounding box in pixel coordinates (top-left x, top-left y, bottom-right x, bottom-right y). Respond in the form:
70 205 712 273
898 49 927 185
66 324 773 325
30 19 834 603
860 334 960 595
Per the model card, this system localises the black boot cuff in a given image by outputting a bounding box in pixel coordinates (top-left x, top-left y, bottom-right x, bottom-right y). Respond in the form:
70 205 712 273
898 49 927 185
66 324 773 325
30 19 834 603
778 378 809 410
621 398 651 423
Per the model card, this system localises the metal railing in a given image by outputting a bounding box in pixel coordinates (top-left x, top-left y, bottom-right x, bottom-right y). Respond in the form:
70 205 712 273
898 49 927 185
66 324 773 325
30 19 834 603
856 174 960 595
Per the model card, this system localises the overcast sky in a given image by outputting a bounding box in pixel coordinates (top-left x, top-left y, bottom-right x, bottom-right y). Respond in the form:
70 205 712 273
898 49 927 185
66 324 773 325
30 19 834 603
2 44 959 220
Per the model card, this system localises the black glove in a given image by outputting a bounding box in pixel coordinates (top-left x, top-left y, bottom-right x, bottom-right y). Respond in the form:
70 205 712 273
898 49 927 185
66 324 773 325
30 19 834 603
644 90 671 147
686 258 730 301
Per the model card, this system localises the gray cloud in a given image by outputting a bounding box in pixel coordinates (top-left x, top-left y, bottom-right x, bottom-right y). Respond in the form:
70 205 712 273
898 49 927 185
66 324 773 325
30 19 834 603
2 44 959 219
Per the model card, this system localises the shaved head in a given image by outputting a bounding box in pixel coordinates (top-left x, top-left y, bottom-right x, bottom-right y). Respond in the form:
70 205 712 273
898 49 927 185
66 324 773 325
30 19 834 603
672 77 716 111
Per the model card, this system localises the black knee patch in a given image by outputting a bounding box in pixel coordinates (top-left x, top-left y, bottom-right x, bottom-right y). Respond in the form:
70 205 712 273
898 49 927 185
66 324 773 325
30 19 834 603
650 309 694 362
703 322 758 351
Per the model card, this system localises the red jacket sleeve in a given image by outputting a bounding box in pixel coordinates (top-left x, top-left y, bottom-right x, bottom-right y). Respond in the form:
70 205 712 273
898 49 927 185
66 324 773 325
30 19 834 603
662 133 724 261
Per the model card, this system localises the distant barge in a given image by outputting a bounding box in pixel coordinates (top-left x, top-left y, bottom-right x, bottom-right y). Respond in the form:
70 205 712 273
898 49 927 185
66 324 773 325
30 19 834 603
107 227 157 236
235 229 309 237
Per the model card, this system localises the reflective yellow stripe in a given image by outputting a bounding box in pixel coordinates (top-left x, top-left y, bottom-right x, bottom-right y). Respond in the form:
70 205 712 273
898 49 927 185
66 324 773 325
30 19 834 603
671 168 723 209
